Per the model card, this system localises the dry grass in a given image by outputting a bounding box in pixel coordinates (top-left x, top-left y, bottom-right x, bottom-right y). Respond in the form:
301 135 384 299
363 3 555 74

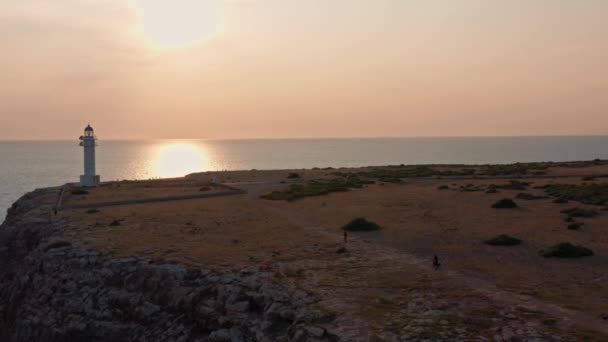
60 163 608 339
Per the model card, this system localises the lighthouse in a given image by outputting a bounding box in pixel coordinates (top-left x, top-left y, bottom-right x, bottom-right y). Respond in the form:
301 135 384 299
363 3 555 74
79 124 100 187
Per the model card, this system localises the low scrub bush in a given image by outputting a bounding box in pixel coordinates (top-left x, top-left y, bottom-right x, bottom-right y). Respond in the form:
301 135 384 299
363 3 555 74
539 243 593 258
460 184 483 192
560 207 598 218
494 180 531 190
342 217 380 231
482 163 548 176
492 198 518 209
484 234 522 246
287 172 300 179
516 193 548 200
261 177 373 201
542 183 608 205
567 222 584 230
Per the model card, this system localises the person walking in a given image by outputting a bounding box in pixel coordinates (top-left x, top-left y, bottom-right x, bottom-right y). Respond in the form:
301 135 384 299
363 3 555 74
433 254 441 270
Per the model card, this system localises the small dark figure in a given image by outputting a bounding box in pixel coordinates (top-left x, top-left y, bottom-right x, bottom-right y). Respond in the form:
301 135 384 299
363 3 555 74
433 255 441 269
53 208 57 215
343 231 348 243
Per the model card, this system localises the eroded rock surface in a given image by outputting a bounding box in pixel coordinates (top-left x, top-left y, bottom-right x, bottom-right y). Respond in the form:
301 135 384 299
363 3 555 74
0 188 336 342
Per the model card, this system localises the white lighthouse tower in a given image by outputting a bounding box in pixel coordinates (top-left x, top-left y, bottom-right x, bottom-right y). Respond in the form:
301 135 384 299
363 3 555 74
79 124 100 187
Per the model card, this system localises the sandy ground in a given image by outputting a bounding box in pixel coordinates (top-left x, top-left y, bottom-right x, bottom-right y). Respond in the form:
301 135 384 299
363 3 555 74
62 165 608 340
62 178 222 207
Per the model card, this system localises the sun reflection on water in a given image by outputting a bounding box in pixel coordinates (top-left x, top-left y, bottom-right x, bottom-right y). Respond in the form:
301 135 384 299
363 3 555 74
152 142 207 178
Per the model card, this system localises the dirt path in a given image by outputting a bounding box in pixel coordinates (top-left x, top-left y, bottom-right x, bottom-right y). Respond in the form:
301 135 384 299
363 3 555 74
259 199 608 338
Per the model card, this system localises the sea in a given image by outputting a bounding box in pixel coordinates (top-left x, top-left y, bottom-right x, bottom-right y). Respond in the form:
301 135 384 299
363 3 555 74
1 136 608 222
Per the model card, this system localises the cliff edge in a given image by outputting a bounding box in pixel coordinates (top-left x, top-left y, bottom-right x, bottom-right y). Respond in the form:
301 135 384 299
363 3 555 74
0 187 337 342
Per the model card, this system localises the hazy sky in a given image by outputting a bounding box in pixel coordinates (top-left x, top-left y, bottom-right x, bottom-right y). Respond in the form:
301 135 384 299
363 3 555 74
0 0 606 140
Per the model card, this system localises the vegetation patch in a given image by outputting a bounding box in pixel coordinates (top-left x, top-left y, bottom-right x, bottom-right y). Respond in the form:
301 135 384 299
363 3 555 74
460 184 483 192
491 198 518 209
287 172 300 179
541 183 608 205
481 163 549 176
484 234 522 246
553 197 569 204
261 176 373 201
560 207 598 218
437 185 449 190
357 165 476 182
86 208 100 214
71 188 90 195
342 217 380 231
567 222 584 230
516 192 548 200
493 180 531 190
539 243 594 258
109 219 122 227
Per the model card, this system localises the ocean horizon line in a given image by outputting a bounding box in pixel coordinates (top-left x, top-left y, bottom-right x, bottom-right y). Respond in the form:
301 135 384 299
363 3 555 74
2 134 608 142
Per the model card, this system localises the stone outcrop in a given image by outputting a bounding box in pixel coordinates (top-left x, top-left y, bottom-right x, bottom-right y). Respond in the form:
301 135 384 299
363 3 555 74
0 188 337 342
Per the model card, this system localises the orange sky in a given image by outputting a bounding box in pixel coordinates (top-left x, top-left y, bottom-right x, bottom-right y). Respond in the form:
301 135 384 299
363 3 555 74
0 0 606 140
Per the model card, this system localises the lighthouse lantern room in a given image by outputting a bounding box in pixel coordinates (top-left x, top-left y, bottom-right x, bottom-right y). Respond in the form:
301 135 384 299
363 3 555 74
79 124 100 187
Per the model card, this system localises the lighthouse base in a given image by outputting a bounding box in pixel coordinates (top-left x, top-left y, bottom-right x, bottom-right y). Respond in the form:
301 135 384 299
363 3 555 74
80 175 100 187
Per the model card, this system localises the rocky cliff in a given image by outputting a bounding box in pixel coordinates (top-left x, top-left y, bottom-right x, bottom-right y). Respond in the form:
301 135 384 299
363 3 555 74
0 188 337 342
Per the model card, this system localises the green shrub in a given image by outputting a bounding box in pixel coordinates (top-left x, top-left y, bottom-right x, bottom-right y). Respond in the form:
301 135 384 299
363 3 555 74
261 177 373 201
540 243 593 258
560 208 598 218
567 222 584 230
516 193 548 200
461 184 483 192
71 188 89 195
342 217 380 231
542 183 608 205
494 180 531 190
492 199 518 209
482 163 548 176
358 165 474 181
484 234 522 246
287 172 300 179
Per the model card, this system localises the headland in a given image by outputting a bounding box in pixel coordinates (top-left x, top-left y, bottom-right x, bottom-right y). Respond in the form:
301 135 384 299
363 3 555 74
2 160 608 341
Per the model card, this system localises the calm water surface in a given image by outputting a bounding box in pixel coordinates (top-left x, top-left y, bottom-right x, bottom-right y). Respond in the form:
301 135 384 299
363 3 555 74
1 137 607 222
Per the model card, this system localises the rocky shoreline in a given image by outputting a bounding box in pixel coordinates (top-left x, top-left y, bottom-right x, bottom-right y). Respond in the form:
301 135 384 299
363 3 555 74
0 188 338 342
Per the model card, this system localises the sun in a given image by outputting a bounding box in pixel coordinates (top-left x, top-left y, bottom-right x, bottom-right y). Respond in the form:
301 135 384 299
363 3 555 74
153 143 207 178
132 0 221 48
